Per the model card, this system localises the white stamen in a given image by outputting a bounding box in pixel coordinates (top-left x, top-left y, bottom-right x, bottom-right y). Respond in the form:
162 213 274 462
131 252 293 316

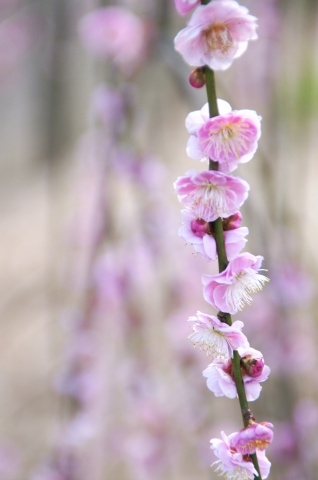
188 328 229 359
213 460 254 480
225 271 269 312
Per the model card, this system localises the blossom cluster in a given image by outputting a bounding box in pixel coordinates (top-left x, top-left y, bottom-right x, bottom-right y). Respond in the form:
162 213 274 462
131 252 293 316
173 0 273 478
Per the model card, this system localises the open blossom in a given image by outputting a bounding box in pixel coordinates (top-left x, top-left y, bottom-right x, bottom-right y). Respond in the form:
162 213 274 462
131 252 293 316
186 100 231 163
174 0 258 71
197 110 261 170
78 7 147 76
202 252 269 315
174 0 200 16
188 311 249 359
210 431 271 479
178 208 248 261
174 170 249 222
231 422 274 455
186 102 261 173
202 347 270 401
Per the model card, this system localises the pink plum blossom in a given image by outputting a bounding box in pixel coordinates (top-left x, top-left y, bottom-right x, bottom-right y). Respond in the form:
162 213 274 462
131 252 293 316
210 431 271 479
185 102 261 173
174 0 200 16
174 170 249 222
202 347 270 401
231 422 274 455
78 7 147 76
197 110 261 170
188 311 249 359
174 0 258 71
178 208 248 261
90 84 126 134
202 252 269 314
185 100 231 163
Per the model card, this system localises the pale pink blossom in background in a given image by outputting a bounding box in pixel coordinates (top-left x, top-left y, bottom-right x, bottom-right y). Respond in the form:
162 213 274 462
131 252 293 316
0 446 20 480
203 347 270 401
197 109 261 172
78 7 147 75
188 311 249 359
202 252 269 314
174 170 249 222
231 422 274 455
178 208 248 261
0 14 42 85
90 84 126 134
174 0 200 16
174 0 258 70
271 263 315 307
210 431 271 479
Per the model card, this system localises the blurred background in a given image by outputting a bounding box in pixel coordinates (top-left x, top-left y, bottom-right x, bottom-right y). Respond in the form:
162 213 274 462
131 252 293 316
1 0 318 479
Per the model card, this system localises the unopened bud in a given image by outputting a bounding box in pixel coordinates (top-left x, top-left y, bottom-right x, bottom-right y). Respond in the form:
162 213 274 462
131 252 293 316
189 68 206 88
241 354 264 377
222 212 242 231
190 218 210 237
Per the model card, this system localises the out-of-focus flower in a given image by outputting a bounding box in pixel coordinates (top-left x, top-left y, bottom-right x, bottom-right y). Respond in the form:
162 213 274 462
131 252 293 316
202 252 269 314
271 263 315 307
0 14 42 86
90 84 126 134
174 0 258 71
210 431 271 479
203 347 270 401
174 170 249 222
78 7 148 76
231 422 274 455
174 0 200 16
0 445 20 480
188 311 249 359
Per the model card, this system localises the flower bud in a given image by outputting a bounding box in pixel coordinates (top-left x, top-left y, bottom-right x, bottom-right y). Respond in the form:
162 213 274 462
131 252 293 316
190 218 210 238
189 68 205 88
241 354 264 378
222 212 242 231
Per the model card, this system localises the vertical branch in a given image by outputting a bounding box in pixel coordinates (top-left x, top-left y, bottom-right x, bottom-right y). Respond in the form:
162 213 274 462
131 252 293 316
204 57 262 480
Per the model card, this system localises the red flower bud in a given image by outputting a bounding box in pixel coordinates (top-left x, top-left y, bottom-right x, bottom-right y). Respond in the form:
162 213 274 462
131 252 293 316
189 68 206 88
241 354 264 378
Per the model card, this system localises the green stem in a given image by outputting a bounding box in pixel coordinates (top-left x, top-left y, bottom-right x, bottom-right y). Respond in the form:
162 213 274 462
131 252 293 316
204 65 262 480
